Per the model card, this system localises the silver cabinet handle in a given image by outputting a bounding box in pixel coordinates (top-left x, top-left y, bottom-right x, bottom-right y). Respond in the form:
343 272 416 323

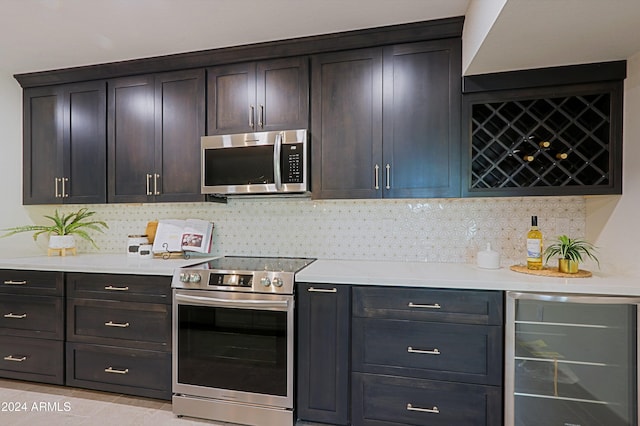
259 104 264 128
54 177 61 198
249 105 255 128
146 173 153 195
408 302 441 309
385 163 391 189
3 355 27 362
105 367 129 375
105 321 130 328
154 173 160 195
62 177 69 197
307 287 337 293
407 403 439 414
104 285 129 291
408 346 440 355
3 313 27 319
374 164 380 189
3 280 27 285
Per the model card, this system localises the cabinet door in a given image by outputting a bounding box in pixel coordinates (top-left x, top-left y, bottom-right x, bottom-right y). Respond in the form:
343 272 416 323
311 48 383 199
154 69 205 202
383 40 461 198
297 283 350 425
256 57 309 132
107 75 155 203
206 62 256 135
23 86 63 204
62 81 107 204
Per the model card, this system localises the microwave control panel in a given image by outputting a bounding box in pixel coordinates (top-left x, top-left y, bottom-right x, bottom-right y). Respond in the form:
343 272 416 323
282 143 304 183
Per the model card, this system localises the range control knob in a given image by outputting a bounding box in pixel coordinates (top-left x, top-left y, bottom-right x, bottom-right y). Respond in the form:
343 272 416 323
179 272 190 283
260 277 271 287
272 277 284 287
189 273 201 283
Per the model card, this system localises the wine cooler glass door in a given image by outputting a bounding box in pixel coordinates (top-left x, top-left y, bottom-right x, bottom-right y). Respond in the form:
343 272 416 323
505 292 639 426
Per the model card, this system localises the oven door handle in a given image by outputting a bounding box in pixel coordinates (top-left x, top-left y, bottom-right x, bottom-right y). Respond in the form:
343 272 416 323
175 293 289 311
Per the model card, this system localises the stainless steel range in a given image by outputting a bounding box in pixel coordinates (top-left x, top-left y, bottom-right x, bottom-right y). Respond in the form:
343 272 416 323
171 256 315 426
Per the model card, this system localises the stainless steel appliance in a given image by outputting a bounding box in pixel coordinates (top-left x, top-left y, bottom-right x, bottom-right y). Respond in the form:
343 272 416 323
201 129 308 196
172 256 315 426
505 292 639 426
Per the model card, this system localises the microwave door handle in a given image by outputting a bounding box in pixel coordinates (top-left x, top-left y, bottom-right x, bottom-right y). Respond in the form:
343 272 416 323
175 293 289 311
274 132 283 191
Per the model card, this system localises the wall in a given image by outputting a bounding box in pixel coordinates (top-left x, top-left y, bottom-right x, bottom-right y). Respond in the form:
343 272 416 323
585 52 640 277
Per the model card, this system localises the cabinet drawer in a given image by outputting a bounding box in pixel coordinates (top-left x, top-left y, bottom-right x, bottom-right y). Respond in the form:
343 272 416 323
66 273 170 304
67 299 170 351
0 270 63 296
353 318 502 385
353 287 503 325
0 335 64 385
0 295 64 340
352 373 501 426
66 342 171 400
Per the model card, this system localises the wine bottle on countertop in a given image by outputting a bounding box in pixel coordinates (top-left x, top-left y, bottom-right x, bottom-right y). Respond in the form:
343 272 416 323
526 215 543 270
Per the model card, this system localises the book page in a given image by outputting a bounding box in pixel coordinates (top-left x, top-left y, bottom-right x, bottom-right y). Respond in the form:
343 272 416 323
152 219 185 253
181 219 213 253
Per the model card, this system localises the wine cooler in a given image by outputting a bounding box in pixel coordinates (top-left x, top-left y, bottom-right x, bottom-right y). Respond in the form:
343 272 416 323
505 292 639 426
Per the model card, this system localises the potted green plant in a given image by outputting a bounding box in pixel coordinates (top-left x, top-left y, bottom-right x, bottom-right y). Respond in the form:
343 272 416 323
1 208 108 251
543 235 600 274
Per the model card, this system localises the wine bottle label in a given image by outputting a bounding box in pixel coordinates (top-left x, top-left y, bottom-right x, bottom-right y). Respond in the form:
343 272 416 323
526 238 542 258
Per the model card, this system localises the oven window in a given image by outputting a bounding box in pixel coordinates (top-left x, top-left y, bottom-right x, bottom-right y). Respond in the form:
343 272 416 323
204 146 274 186
177 304 287 396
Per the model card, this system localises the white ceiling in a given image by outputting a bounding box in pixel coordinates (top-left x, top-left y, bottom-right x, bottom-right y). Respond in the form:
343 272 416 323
2 0 640 77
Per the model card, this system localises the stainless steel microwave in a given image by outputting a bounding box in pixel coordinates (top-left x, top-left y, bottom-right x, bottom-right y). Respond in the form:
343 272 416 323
201 129 308 196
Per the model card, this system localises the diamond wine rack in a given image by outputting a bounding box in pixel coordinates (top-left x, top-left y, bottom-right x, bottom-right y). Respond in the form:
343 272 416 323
466 83 622 195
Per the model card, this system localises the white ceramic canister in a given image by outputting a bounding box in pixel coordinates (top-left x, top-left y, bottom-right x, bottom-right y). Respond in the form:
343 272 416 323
477 243 501 269
138 244 153 259
127 235 149 257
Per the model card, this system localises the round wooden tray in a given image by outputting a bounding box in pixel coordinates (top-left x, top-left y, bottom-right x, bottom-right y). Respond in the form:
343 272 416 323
510 264 592 278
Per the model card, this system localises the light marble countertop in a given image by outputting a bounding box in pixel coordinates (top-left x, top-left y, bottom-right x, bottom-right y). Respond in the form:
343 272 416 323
296 259 640 297
0 254 638 296
0 253 216 276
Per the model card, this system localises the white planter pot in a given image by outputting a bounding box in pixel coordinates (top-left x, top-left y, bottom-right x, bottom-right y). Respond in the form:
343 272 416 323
48 235 76 249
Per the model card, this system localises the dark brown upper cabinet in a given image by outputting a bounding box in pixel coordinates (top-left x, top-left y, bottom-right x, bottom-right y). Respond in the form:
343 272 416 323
206 57 309 135
108 69 205 203
311 39 461 199
462 61 625 197
23 81 107 205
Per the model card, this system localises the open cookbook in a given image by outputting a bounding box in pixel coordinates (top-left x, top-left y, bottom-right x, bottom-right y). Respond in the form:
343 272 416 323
151 219 214 254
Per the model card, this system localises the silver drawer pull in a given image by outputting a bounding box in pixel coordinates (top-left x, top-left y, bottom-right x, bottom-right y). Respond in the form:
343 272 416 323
105 321 130 328
104 367 129 375
407 403 439 414
3 313 27 319
408 302 441 309
408 346 440 355
307 287 337 293
104 285 129 291
4 355 27 362
3 280 27 285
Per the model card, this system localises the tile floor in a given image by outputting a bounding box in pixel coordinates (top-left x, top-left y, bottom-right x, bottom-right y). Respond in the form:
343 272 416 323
0 378 306 426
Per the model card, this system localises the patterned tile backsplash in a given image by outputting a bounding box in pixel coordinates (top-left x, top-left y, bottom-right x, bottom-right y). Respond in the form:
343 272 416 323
53 196 585 266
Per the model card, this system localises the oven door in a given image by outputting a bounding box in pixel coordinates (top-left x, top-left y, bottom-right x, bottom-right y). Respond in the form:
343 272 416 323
173 289 294 409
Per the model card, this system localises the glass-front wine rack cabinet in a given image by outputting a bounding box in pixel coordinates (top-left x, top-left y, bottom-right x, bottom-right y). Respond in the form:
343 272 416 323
463 81 623 197
505 292 638 426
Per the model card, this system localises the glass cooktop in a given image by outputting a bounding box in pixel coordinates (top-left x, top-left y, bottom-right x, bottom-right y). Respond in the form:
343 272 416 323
202 256 315 273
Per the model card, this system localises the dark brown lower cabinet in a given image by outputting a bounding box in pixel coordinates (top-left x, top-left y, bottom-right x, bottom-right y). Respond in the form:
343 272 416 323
0 270 64 385
296 283 351 425
66 273 172 400
352 373 502 426
66 342 171 400
351 286 504 426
